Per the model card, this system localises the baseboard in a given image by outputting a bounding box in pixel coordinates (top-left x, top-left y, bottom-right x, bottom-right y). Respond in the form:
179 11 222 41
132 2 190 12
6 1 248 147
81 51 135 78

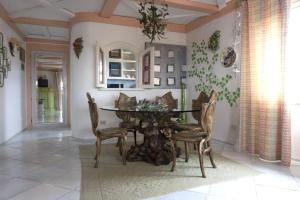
291 159 300 166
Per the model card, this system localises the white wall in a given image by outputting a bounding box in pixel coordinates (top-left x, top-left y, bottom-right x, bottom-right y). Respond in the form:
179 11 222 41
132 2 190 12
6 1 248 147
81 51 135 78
0 19 26 143
70 22 186 139
186 12 240 144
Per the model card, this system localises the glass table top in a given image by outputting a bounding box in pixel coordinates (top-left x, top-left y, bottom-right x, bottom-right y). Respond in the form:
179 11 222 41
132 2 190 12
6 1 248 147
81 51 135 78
100 106 200 113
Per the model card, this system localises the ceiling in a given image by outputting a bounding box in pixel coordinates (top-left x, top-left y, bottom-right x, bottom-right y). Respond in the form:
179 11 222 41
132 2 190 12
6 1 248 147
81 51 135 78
37 55 63 71
0 0 231 41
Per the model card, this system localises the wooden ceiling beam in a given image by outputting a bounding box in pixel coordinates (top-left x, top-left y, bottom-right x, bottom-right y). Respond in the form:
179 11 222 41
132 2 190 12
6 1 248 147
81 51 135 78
70 12 186 33
186 0 237 32
100 0 121 18
0 3 24 39
136 0 219 13
13 17 69 28
25 38 69 46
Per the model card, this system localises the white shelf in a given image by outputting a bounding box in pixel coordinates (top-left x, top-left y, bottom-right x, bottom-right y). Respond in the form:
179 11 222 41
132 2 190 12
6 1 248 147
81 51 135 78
123 60 136 63
123 78 136 80
108 77 136 80
123 70 136 72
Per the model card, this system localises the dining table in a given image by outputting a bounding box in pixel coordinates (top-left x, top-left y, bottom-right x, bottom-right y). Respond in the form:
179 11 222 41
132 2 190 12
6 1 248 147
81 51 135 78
100 106 201 165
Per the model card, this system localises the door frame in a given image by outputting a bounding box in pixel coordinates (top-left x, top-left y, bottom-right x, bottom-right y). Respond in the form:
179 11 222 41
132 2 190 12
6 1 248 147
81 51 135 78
31 51 68 127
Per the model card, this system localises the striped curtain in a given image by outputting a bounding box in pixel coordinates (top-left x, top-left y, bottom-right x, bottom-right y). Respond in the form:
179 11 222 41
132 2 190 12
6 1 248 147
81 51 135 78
240 0 291 165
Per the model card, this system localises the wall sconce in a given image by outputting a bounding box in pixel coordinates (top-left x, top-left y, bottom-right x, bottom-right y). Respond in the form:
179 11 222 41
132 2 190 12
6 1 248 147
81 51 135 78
8 37 21 57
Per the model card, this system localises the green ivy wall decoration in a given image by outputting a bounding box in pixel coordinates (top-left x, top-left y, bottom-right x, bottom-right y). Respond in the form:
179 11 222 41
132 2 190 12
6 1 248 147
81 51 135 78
190 37 240 107
208 30 221 52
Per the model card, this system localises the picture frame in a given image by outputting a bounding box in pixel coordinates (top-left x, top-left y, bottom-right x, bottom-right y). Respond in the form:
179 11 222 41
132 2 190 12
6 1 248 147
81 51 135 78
0 52 3 66
154 64 160 72
154 50 161 57
167 77 175 85
0 70 3 87
167 64 174 73
0 32 3 48
109 49 121 59
154 77 161 86
1 67 7 78
168 50 174 58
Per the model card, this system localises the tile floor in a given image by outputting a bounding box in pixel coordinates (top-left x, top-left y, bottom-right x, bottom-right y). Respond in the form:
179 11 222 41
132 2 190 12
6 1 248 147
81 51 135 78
0 129 299 200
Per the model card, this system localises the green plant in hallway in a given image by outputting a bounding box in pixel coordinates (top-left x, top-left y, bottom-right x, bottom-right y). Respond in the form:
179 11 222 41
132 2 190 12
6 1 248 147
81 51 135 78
190 38 240 107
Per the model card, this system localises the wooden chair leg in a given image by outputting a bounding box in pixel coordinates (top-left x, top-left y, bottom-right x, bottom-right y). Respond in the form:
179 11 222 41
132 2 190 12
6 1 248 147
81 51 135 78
116 137 120 147
208 150 216 168
118 137 122 156
170 140 176 172
198 140 206 178
193 143 197 150
184 142 189 162
95 137 101 168
121 137 127 165
133 130 137 146
94 141 98 160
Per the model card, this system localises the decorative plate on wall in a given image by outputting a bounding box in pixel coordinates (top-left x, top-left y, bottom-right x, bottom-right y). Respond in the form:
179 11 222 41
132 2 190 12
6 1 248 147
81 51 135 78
220 47 236 68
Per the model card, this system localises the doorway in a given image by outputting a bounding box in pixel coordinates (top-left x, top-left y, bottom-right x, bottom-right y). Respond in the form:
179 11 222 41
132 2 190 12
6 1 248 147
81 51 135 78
31 52 67 126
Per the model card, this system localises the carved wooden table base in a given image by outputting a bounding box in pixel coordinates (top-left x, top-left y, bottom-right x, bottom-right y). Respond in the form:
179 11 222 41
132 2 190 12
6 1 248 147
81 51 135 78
126 116 181 165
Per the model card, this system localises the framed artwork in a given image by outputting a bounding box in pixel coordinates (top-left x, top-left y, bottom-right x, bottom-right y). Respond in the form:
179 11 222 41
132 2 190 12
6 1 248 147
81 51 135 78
1 67 7 78
0 32 3 48
0 52 3 66
168 50 174 58
167 64 174 73
0 70 3 87
109 49 121 59
109 62 121 77
154 64 160 72
5 59 11 71
167 77 175 85
154 77 161 86
154 50 160 57
19 47 25 63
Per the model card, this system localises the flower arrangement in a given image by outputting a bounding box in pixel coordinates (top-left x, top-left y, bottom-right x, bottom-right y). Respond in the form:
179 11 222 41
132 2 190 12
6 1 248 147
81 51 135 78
136 99 168 111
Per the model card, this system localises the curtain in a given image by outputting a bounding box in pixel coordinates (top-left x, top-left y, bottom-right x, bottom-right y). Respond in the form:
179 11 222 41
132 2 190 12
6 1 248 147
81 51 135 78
239 0 291 165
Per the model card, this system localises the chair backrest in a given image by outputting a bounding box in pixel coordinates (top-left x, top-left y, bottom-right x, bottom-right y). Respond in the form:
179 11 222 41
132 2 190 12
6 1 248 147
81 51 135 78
156 91 178 110
200 90 217 135
192 91 210 123
115 93 137 122
86 92 99 136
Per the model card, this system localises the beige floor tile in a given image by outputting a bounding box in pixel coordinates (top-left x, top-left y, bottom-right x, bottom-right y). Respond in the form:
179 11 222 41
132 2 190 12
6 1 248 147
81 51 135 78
8 183 70 200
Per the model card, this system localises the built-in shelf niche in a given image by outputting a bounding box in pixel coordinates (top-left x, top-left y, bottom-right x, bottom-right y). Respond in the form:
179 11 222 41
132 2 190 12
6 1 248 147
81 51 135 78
96 42 155 89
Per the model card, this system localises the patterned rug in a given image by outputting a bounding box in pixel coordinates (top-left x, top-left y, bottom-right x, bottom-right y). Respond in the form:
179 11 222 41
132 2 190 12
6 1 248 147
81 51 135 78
79 144 258 200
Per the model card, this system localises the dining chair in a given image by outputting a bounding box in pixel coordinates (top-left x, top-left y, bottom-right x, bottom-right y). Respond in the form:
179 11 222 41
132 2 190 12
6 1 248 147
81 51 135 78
170 90 217 178
156 91 179 126
115 93 139 145
156 91 178 111
86 92 127 168
175 91 210 132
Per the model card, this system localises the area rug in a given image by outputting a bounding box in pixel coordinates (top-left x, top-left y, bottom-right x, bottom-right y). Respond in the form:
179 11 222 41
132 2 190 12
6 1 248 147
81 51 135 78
79 144 259 200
